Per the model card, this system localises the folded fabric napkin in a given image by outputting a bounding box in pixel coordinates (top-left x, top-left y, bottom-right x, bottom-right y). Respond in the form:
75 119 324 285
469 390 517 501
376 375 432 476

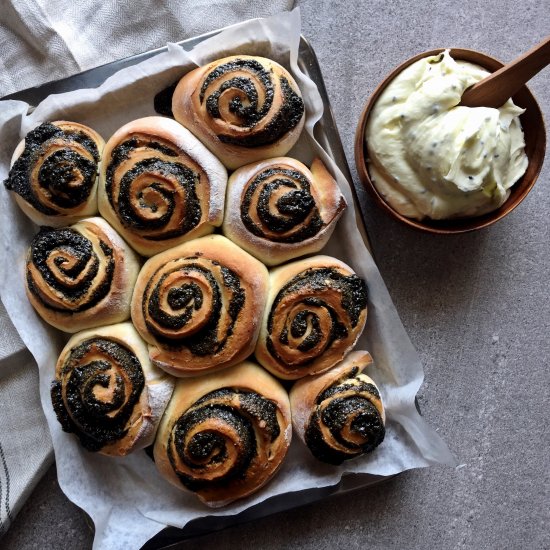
0 0 293 98
0 0 293 535
0 301 52 537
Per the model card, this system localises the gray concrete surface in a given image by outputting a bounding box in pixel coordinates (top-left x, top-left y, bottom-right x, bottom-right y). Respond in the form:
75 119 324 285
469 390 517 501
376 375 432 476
3 0 549 548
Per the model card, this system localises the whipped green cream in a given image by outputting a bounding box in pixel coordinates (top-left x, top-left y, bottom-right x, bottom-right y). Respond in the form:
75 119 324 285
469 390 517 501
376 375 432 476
366 50 528 220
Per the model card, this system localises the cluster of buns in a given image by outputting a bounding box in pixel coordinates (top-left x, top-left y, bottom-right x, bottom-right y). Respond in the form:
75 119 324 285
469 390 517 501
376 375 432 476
5 55 385 508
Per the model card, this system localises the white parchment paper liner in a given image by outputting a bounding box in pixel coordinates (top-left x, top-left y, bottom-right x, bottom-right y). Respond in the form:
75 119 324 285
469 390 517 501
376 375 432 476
0 9 455 550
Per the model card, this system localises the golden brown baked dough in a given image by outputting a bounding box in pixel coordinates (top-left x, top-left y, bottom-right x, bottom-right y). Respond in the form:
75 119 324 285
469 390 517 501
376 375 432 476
98 116 227 256
172 55 305 170
131 234 269 376
153 360 291 507
5 120 104 226
25 216 140 332
51 322 175 456
222 157 346 266
255 255 368 379
290 351 385 464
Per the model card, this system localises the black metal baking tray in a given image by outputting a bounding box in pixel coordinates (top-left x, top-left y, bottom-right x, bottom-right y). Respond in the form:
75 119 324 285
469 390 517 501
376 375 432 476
3 28 385 548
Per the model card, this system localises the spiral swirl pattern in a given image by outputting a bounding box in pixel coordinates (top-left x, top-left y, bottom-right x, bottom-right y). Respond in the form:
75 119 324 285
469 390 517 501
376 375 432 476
304 365 385 464
140 256 245 356
103 133 207 245
264 263 368 377
132 235 268 375
51 336 145 452
241 166 323 243
198 57 304 148
166 387 283 495
5 121 101 217
26 225 115 315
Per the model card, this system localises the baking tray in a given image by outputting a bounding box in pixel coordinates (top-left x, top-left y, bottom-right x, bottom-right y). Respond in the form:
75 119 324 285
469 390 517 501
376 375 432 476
3 29 391 548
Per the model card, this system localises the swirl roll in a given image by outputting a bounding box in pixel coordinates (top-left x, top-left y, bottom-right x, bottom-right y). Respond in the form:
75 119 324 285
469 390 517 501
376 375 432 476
131 234 269 376
290 351 385 464
172 56 305 170
222 157 346 266
25 217 140 333
51 322 174 456
4 121 104 226
153 360 291 507
255 255 368 380
98 116 227 256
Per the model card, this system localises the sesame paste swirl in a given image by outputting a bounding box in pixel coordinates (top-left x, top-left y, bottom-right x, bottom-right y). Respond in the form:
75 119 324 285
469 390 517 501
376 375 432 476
266 266 368 371
51 337 145 452
4 122 100 215
199 58 304 148
240 166 323 243
26 226 115 313
304 366 385 464
167 387 282 492
141 256 245 356
104 136 204 242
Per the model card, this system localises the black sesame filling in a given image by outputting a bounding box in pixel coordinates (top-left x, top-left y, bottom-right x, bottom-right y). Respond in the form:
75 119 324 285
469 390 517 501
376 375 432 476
167 388 280 492
241 168 323 243
4 122 99 215
50 338 145 452
27 226 115 313
305 397 385 465
266 267 368 368
105 139 202 241
143 260 245 356
304 368 384 465
199 58 304 148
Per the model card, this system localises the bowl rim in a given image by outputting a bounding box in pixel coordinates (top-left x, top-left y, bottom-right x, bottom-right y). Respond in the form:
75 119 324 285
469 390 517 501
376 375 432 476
354 47 547 235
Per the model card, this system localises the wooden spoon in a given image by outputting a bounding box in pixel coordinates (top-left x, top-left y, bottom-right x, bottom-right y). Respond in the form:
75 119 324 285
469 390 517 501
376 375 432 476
460 36 550 108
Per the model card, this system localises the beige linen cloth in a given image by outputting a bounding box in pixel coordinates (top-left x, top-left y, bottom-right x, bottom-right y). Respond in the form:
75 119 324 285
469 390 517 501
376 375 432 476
0 0 293 535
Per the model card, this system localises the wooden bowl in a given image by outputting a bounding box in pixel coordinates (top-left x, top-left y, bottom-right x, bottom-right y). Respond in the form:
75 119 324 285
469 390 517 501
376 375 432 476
354 48 546 234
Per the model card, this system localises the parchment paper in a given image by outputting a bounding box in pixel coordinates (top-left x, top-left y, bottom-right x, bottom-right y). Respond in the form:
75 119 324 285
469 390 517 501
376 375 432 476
0 9 455 550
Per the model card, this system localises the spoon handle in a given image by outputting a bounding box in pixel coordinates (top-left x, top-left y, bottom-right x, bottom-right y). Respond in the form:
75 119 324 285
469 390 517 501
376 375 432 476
460 36 550 108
